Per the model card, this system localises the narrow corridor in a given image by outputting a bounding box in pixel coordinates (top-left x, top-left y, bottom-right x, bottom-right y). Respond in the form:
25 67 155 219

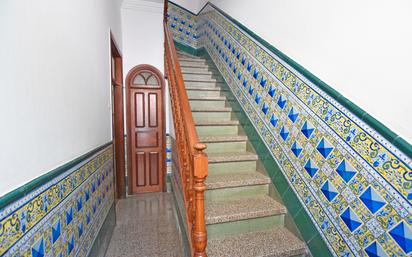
105 193 185 257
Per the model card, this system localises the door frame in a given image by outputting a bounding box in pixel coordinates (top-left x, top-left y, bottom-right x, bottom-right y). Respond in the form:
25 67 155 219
110 34 126 199
125 64 166 194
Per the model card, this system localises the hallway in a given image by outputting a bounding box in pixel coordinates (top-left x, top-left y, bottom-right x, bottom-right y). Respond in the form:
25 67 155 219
105 193 185 257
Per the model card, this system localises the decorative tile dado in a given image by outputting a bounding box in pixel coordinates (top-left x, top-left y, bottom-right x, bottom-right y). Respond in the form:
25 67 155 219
0 146 114 257
169 3 412 257
167 4 199 49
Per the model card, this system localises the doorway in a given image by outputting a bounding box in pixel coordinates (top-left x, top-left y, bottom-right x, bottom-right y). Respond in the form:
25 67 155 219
126 65 166 194
110 35 126 199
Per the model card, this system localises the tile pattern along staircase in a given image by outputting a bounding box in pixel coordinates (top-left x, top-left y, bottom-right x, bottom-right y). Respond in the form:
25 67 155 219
177 51 309 257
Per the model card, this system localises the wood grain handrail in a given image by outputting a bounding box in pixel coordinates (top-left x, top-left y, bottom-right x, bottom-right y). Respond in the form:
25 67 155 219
164 1 208 256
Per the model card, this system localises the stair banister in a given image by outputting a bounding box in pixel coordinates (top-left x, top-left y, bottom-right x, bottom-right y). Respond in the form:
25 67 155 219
163 1 208 256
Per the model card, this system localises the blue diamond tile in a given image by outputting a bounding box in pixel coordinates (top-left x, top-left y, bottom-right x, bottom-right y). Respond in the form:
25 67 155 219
336 160 357 183
291 141 303 157
52 219 61 243
78 222 84 238
255 94 261 104
277 95 287 109
248 86 254 95
316 138 334 159
268 85 276 97
233 66 237 74
270 114 278 127
360 187 386 214
243 78 248 87
288 107 299 123
247 63 252 71
301 121 315 139
253 69 259 79
341 207 362 232
262 103 269 114
31 238 45 257
237 72 242 80
241 56 246 65
86 211 91 224
304 159 319 177
280 126 289 141
389 222 412 254
321 181 338 201
77 196 83 212
67 234 74 255
260 76 267 87
65 207 73 225
365 241 389 257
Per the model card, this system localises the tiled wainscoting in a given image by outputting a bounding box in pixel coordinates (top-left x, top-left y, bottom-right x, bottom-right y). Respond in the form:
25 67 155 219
168 2 412 257
0 144 115 257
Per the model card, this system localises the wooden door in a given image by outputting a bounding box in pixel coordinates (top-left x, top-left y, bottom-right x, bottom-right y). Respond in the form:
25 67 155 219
126 65 165 193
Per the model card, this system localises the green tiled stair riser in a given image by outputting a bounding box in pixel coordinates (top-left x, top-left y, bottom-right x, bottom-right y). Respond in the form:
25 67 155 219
169 1 412 257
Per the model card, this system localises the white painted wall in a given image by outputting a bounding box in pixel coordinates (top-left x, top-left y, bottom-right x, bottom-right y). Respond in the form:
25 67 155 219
0 0 122 196
207 0 412 144
121 0 174 134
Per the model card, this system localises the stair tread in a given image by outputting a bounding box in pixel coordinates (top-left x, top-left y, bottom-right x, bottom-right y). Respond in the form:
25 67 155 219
191 107 232 112
182 70 213 75
205 196 286 224
200 135 247 143
206 171 270 190
207 227 307 257
208 151 258 163
184 78 224 83
195 120 239 126
178 58 206 63
185 86 223 91
189 96 226 101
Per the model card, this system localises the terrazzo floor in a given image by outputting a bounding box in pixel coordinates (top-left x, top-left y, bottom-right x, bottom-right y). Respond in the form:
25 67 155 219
105 193 185 257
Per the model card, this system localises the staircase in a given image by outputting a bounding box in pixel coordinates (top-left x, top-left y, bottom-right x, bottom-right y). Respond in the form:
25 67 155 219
177 51 308 257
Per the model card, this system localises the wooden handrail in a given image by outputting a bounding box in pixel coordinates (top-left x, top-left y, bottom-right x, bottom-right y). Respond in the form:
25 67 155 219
163 2 208 256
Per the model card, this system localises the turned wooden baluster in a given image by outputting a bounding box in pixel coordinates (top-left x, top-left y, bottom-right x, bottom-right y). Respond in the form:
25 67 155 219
193 143 208 257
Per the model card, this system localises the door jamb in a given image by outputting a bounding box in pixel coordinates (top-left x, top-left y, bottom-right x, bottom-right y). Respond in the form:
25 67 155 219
110 33 126 199
125 64 166 194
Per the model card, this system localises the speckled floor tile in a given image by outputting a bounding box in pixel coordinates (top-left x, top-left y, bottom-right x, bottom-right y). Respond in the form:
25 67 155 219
104 193 185 257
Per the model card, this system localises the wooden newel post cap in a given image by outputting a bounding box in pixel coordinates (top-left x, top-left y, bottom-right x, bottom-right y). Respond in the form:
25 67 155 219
194 143 207 152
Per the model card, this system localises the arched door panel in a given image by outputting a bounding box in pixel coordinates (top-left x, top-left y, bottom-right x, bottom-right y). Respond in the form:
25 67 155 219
126 65 165 194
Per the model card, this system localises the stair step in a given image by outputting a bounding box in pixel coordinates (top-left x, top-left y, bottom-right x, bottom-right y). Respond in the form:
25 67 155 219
207 227 308 257
191 107 232 112
200 135 247 143
184 78 224 83
185 86 225 91
189 96 226 101
196 120 239 126
182 70 213 75
205 196 286 224
181 66 211 73
208 151 258 163
206 171 270 190
178 57 207 63
185 81 225 88
180 61 210 68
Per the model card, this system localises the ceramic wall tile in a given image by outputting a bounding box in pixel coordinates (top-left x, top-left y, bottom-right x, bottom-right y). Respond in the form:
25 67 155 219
0 147 114 257
169 3 412 257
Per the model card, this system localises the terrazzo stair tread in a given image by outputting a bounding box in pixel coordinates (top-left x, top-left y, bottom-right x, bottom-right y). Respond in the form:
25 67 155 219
181 67 211 73
191 107 232 112
199 135 248 143
205 196 286 224
195 120 239 126
178 58 207 63
182 70 215 75
185 86 225 91
180 62 210 68
205 171 270 190
207 151 258 163
184 81 225 87
207 227 307 257
189 96 226 101
184 78 224 83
